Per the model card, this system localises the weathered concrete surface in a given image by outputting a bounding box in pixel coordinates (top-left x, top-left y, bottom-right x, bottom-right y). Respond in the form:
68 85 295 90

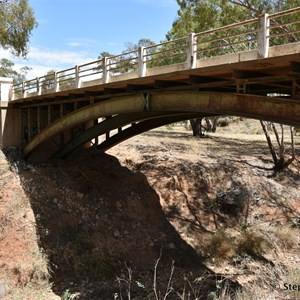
0 78 21 148
22 92 300 157
0 101 21 148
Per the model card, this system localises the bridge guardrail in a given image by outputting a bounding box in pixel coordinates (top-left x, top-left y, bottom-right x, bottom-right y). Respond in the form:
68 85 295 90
10 7 300 101
269 7 300 45
194 18 258 58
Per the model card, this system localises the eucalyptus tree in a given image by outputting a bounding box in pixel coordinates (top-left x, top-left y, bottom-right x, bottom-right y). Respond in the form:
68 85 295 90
0 0 37 57
168 0 299 153
0 58 31 82
168 0 298 40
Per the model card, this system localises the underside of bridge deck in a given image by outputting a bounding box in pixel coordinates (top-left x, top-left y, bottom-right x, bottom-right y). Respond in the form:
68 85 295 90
21 91 300 159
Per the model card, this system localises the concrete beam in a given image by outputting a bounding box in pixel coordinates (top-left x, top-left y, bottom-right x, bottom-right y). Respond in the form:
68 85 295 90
149 92 300 126
22 91 300 157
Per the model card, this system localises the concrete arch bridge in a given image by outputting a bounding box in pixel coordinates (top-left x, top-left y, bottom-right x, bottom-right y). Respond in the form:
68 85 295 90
0 7 299 159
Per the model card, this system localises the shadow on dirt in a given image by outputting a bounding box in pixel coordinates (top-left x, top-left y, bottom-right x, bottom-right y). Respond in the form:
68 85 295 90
5 148 236 299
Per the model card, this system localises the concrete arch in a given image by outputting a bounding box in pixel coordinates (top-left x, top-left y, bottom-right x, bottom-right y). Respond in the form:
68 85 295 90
53 112 206 158
23 92 300 158
97 113 211 152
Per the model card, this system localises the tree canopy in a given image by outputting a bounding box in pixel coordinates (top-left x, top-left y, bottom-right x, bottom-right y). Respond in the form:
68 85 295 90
0 0 37 57
167 0 299 39
0 58 31 82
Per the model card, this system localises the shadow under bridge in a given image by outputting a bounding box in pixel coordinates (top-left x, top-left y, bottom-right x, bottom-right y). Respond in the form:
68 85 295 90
22 91 300 159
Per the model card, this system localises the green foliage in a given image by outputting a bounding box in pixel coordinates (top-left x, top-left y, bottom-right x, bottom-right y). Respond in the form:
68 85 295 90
0 58 31 83
62 289 79 300
39 70 55 90
115 38 156 73
41 69 76 91
0 0 37 57
168 0 299 40
97 38 156 74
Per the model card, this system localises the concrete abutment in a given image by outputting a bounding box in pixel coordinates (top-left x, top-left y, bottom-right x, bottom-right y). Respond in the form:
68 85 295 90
0 78 22 148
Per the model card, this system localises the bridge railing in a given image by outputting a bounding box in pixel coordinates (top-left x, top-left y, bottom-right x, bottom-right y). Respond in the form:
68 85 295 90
78 59 104 83
194 18 258 58
269 7 300 45
143 37 188 68
10 7 300 100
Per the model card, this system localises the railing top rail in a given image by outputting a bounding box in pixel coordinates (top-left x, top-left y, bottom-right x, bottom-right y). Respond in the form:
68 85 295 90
38 74 54 79
144 36 187 50
79 59 102 68
24 78 37 84
57 66 75 74
195 18 258 38
269 6 300 18
109 49 138 60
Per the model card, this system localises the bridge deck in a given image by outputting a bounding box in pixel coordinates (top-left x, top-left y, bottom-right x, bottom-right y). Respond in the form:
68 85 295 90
11 42 300 108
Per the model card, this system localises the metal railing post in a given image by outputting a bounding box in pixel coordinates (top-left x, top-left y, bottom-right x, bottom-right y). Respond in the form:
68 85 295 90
257 13 270 58
138 46 146 77
22 81 27 98
187 33 197 69
103 57 111 84
75 65 81 88
54 72 59 92
37 77 41 96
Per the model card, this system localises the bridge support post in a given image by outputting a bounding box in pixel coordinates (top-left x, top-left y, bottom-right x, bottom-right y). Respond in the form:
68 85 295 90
103 57 111 84
22 81 27 98
0 77 22 148
257 13 270 59
187 33 197 69
54 72 59 92
138 46 146 77
37 77 41 96
75 65 81 88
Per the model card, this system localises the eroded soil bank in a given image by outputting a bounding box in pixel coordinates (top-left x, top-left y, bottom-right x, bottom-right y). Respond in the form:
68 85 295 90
1 122 300 299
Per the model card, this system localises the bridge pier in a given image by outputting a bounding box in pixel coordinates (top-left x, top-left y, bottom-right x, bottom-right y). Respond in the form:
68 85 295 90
0 78 22 149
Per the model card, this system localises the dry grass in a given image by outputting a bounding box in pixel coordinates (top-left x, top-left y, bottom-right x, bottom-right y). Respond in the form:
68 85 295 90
272 225 299 249
236 228 273 257
4 281 56 300
202 227 273 262
202 231 236 259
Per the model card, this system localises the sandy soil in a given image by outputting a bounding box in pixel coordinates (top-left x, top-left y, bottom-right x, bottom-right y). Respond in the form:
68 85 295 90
0 120 300 299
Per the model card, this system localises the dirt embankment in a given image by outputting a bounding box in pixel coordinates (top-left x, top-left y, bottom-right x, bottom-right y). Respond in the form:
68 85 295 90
0 123 300 299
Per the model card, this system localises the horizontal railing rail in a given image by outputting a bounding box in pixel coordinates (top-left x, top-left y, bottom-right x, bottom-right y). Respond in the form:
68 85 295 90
10 6 299 100
195 18 258 58
269 7 300 45
144 37 188 68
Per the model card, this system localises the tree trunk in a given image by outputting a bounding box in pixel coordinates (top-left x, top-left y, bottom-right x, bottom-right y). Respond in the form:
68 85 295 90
190 118 204 137
211 117 218 133
260 121 278 165
260 121 296 172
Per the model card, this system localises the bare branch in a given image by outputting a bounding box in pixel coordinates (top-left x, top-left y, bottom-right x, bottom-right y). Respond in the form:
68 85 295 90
125 262 132 300
153 250 162 300
272 123 281 148
290 126 295 159
228 0 260 14
163 260 175 299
